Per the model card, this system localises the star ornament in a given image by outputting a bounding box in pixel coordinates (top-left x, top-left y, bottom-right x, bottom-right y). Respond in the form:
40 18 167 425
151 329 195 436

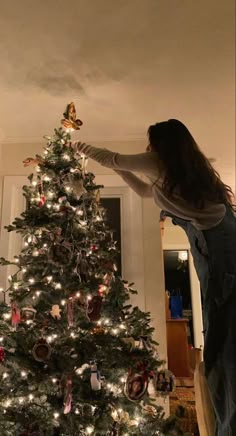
61 102 83 131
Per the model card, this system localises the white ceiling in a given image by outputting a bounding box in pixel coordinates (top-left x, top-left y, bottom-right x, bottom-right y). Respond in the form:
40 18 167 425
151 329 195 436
0 0 235 189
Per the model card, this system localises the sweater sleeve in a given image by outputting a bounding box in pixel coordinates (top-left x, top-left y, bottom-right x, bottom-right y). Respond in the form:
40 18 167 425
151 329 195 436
114 170 153 198
74 143 159 177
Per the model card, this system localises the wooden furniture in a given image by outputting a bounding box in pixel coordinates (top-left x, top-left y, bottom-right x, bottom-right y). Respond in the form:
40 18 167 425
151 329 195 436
194 361 215 436
166 319 191 377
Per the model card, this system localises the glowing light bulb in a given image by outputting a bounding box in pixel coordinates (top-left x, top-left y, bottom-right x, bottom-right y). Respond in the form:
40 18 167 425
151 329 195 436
120 377 126 383
5 400 11 407
48 191 54 198
32 181 37 187
52 378 57 384
47 276 53 282
3 372 8 379
0 287 3 292
87 295 92 301
61 299 66 306
0 337 4 342
22 268 27 273
55 283 62 289
13 283 18 290
75 408 79 415
112 329 118 335
65 186 71 192
54 412 59 419
86 427 94 435
104 319 109 325
28 394 34 401
70 332 75 338
76 209 83 216
3 313 11 320
46 203 52 209
14 258 19 263
44 175 51 182
76 292 81 298
36 291 41 296
21 371 27 378
19 397 24 404
29 278 35 284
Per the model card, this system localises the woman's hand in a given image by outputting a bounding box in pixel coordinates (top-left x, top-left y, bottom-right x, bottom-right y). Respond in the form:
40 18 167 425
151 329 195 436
66 141 88 154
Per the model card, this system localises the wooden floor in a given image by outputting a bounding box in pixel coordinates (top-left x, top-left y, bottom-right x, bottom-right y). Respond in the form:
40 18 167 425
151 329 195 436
169 378 199 435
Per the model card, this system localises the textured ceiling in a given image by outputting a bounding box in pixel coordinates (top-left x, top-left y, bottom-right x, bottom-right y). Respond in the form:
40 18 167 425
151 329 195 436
0 0 235 188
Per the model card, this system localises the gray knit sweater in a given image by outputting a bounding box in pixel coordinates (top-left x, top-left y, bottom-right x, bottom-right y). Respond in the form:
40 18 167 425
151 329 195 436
74 143 226 230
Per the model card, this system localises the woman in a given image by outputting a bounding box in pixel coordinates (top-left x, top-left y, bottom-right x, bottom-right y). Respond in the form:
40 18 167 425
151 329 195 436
71 119 236 435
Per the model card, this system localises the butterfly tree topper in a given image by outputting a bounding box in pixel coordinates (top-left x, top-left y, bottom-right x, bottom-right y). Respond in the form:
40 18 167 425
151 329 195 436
61 102 83 130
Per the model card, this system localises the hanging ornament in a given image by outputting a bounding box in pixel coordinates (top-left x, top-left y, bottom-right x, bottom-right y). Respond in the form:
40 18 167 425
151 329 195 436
76 251 89 283
50 305 61 320
61 102 83 130
72 179 86 199
67 298 74 327
98 284 109 296
111 408 130 426
23 157 43 167
87 296 103 322
0 347 5 362
154 369 175 395
142 404 158 418
91 244 99 251
21 307 37 322
32 338 51 362
80 153 88 177
11 302 21 329
90 363 101 391
63 377 72 414
95 190 100 204
39 195 46 207
137 335 153 352
51 242 72 265
103 272 113 286
124 372 149 402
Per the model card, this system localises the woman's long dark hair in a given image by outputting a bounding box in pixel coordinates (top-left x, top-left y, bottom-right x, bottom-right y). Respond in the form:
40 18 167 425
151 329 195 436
148 119 235 210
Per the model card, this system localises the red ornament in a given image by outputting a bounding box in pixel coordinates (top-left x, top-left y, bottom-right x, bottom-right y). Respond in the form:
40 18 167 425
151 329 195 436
11 302 21 328
91 244 99 251
0 347 5 362
38 195 46 207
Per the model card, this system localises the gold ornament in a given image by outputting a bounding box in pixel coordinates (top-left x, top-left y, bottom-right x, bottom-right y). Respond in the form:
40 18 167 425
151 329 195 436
61 102 83 130
50 304 61 320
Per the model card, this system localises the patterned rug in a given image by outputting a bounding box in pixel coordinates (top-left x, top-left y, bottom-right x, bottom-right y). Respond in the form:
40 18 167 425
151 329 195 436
170 379 199 435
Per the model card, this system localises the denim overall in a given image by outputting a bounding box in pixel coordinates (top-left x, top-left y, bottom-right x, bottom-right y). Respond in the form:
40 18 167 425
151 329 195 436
161 206 236 436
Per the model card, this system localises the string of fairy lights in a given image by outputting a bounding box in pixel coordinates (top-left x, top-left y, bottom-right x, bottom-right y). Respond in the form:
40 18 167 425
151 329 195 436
0 126 162 435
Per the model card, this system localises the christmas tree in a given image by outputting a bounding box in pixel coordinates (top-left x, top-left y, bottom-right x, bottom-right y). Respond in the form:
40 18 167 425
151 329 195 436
0 104 180 435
